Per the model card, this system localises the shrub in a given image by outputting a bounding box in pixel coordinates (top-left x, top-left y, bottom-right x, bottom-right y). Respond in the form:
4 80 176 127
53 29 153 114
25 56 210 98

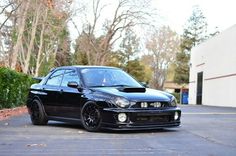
0 67 34 109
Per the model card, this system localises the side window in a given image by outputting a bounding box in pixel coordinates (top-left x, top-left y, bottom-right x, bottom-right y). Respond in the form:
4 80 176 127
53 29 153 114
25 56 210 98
61 69 80 87
46 70 64 86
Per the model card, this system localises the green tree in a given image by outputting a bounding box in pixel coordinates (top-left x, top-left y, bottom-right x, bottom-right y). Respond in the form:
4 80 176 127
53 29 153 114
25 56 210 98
174 6 208 84
55 28 72 66
181 6 208 51
125 59 145 82
119 29 139 65
174 52 190 84
105 28 146 81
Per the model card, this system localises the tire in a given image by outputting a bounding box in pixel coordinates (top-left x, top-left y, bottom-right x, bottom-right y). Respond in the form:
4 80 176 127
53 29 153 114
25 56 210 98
29 99 48 125
81 102 101 132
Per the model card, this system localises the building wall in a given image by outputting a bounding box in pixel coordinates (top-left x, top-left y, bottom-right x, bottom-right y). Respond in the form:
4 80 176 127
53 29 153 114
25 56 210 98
189 25 236 107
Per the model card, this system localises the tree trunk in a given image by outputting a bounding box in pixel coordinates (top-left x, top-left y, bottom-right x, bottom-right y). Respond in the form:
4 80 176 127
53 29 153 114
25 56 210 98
10 0 30 70
22 2 42 74
35 9 48 77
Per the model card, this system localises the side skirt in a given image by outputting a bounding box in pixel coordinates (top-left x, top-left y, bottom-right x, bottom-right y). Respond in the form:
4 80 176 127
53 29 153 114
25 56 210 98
47 116 82 124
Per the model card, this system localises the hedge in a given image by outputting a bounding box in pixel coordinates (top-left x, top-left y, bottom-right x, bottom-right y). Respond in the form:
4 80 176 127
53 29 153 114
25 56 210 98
0 67 34 109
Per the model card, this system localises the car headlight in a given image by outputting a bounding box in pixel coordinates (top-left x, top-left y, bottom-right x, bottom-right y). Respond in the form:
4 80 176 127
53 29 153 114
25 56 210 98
113 97 130 108
170 96 177 107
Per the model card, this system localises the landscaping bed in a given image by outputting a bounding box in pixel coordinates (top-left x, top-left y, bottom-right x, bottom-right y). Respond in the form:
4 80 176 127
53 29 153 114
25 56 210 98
0 106 28 121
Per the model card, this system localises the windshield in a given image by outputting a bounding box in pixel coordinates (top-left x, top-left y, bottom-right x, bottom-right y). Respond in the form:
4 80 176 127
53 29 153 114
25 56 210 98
81 68 143 88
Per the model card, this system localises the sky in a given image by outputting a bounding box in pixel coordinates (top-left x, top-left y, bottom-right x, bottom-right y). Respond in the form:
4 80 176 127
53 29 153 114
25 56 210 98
152 0 236 33
69 0 236 42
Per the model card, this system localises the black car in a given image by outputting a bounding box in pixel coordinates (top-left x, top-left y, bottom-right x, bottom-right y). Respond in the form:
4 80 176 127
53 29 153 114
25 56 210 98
27 66 181 131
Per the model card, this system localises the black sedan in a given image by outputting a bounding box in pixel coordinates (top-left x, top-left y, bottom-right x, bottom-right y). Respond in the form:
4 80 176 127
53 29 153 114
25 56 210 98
27 66 181 131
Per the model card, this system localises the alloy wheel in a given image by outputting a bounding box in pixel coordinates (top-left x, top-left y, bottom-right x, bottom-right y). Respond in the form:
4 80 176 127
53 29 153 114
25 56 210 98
82 103 101 131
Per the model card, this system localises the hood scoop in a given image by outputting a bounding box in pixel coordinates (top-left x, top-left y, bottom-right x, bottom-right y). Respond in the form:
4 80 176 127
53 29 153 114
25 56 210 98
117 87 146 93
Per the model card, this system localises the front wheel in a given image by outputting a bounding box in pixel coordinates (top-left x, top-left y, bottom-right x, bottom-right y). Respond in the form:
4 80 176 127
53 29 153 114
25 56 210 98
29 99 48 125
81 102 101 132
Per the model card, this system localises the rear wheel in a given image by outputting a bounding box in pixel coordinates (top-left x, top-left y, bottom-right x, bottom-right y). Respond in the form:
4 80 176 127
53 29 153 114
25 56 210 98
81 102 101 132
30 99 48 125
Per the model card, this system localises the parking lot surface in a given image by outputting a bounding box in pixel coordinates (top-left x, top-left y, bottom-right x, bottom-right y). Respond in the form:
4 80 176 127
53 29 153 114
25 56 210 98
0 105 236 156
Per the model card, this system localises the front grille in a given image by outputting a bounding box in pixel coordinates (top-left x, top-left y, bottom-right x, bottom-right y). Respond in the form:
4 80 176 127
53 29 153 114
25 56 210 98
130 113 172 124
131 101 169 108
135 115 170 123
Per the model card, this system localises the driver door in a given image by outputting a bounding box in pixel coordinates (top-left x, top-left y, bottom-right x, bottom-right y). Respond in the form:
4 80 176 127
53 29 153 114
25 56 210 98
58 69 83 118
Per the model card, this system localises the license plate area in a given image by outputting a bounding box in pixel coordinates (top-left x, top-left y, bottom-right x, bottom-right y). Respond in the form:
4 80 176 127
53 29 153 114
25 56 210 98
133 113 171 123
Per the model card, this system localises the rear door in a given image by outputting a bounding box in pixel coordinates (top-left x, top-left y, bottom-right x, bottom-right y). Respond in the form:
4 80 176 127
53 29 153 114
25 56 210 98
42 69 64 116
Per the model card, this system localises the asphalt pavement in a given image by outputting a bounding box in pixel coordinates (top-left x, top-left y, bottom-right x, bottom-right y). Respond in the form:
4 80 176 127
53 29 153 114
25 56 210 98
0 105 236 156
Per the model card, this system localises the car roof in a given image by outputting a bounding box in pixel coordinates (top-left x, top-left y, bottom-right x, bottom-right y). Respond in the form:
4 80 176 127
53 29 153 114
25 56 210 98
51 65 120 71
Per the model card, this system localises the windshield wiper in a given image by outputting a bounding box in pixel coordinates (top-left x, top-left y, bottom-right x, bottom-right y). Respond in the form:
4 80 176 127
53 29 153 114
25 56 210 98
89 85 107 87
108 84 133 87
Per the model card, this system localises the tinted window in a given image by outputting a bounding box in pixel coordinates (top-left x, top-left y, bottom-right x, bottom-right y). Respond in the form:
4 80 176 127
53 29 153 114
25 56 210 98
81 68 142 87
46 70 64 86
61 69 80 87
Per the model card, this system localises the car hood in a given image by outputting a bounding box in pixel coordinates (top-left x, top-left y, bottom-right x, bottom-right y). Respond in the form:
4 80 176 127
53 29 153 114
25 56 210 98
90 87 171 102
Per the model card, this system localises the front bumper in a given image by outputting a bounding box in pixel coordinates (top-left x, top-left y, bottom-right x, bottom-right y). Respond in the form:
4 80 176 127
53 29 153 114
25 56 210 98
100 107 181 130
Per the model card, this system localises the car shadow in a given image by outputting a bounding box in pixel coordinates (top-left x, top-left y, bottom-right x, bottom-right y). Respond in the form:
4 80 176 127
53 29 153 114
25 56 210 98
46 121 179 134
103 128 179 134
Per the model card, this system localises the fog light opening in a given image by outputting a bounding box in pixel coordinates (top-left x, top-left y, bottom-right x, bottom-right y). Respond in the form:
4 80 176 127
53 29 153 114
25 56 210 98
174 112 179 120
141 102 148 108
118 113 127 122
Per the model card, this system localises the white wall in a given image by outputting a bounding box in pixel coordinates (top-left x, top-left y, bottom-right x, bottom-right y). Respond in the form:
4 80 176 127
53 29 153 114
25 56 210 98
189 25 236 107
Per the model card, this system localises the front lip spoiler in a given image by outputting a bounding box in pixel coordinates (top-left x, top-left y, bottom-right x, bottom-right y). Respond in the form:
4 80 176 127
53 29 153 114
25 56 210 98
101 122 181 131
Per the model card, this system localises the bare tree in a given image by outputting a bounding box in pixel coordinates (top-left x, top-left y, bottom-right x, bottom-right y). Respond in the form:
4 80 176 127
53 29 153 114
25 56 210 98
0 0 21 66
19 1 42 73
2 0 72 75
34 8 48 77
75 0 151 65
33 0 72 76
10 0 30 69
0 0 20 30
145 26 180 89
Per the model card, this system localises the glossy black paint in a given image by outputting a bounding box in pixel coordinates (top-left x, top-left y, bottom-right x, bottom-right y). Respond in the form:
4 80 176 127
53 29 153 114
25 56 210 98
27 66 181 130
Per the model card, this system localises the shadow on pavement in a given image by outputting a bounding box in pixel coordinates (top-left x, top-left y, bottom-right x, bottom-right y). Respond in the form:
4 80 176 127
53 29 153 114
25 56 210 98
46 121 179 134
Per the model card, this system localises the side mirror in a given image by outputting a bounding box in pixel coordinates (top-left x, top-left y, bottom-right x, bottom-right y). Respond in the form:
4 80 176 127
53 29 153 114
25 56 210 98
140 82 149 88
67 81 83 92
67 81 79 88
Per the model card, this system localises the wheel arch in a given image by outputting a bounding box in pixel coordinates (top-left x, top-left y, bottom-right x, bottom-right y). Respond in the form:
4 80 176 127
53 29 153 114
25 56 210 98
30 95 48 117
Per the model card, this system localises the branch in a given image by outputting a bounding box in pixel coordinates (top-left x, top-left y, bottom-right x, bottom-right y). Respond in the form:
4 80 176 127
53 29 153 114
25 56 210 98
0 2 14 14
90 0 107 35
68 18 81 35
0 3 21 30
